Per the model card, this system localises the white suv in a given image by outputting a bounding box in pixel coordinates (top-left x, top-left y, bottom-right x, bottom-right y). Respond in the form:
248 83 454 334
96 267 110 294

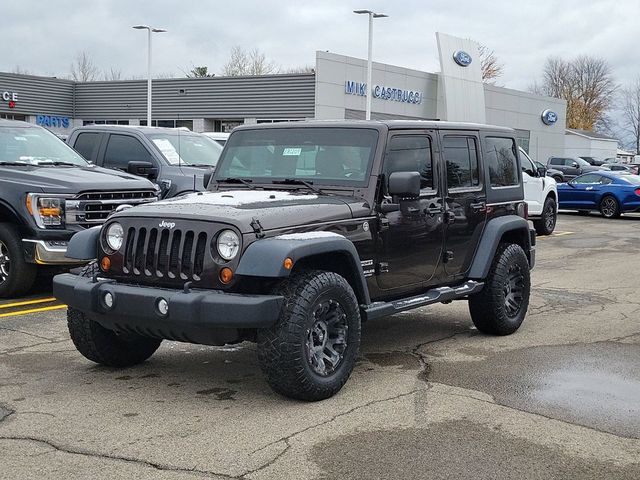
520 147 558 235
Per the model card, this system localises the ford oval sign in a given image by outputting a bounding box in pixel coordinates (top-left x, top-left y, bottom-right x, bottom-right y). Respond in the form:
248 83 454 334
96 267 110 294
453 50 472 67
541 109 558 126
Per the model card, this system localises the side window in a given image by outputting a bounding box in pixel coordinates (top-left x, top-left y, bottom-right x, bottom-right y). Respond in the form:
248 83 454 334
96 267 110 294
73 132 102 161
520 152 536 174
573 174 600 184
564 158 577 166
485 137 519 187
385 135 433 190
443 136 479 189
550 158 562 166
601 177 613 185
104 134 153 170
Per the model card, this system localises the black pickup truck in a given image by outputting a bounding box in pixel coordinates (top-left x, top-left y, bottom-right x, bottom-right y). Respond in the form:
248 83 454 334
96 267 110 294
55 120 535 401
0 120 158 298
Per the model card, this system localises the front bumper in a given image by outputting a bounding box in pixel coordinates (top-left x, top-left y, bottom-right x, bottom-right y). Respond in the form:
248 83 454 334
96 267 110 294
23 239 86 265
53 274 284 344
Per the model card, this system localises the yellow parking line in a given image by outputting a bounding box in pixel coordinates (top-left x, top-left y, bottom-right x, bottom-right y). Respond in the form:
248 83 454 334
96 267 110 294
0 305 66 318
0 297 57 309
537 231 574 240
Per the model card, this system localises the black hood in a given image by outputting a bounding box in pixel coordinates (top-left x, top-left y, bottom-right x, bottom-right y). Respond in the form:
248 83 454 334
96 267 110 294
112 189 371 233
0 164 156 193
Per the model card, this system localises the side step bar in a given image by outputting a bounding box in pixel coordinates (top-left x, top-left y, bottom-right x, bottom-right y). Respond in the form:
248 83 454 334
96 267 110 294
361 280 484 321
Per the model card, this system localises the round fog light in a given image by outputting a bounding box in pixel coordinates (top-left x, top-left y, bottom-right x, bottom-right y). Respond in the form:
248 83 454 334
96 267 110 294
103 292 114 309
157 298 169 316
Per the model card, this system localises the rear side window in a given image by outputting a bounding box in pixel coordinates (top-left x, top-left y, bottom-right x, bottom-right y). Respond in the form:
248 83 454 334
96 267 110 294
485 137 519 187
73 132 102 161
443 136 479 189
385 135 434 190
104 134 153 170
550 158 562 165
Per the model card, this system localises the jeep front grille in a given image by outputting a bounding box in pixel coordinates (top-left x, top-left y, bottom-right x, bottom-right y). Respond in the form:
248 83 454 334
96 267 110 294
65 190 157 228
122 227 208 281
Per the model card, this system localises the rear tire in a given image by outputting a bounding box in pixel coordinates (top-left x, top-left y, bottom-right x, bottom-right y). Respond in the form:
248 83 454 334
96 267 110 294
533 197 557 236
469 243 530 336
599 195 620 218
67 263 161 367
257 270 361 401
552 175 563 183
0 223 37 299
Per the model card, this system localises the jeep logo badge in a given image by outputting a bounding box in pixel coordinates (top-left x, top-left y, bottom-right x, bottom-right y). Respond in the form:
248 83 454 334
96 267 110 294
159 220 176 229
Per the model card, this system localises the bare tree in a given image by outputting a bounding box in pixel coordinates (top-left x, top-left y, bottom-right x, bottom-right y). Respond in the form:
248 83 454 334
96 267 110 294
478 44 503 83
283 65 315 74
70 51 99 82
103 67 122 81
186 66 213 78
531 55 616 130
621 77 640 153
11 65 31 75
222 46 278 76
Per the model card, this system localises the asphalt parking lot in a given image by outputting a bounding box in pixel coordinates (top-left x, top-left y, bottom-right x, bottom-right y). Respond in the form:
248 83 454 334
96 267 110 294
1 213 639 479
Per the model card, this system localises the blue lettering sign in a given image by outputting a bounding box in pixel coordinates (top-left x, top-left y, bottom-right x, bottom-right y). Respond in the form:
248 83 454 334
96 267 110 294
36 114 71 129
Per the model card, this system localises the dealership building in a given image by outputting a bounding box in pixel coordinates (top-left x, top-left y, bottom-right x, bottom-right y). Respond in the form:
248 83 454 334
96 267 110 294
0 33 567 162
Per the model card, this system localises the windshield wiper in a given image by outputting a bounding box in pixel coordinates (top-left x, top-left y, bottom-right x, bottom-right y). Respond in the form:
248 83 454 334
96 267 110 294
0 161 29 166
34 160 81 167
271 178 326 195
216 177 256 189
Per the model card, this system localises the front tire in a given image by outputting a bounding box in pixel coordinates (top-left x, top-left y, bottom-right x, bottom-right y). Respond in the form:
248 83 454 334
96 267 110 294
533 197 557 236
599 195 620 218
469 243 530 336
257 270 361 401
0 223 37 298
552 175 563 183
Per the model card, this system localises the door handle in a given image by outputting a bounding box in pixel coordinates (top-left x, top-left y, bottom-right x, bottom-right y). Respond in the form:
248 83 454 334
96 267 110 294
586 186 593 190
470 201 486 212
425 206 444 215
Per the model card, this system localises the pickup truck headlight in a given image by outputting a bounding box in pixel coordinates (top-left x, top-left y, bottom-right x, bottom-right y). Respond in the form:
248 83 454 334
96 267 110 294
26 194 69 229
105 222 124 252
217 230 240 261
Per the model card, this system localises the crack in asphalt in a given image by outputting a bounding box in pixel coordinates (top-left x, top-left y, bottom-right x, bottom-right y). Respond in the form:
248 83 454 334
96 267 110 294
0 338 69 356
0 326 59 342
0 436 237 479
0 403 15 423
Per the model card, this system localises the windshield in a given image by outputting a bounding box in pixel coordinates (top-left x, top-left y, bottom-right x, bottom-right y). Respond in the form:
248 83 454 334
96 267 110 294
619 174 640 184
575 158 591 166
213 127 379 187
146 132 223 167
0 126 88 166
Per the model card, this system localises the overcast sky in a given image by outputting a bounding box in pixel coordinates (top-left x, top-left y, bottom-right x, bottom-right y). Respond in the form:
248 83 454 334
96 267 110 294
2 0 640 90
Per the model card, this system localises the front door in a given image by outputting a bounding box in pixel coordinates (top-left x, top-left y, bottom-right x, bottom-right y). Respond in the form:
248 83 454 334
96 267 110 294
520 150 544 215
441 132 487 279
376 131 445 292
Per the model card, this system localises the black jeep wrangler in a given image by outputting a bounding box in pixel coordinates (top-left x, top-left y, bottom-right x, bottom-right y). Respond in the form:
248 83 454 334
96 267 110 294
54 121 535 401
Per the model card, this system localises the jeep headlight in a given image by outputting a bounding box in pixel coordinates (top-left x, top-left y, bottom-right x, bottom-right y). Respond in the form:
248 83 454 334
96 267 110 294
105 222 124 252
217 230 240 261
26 193 69 229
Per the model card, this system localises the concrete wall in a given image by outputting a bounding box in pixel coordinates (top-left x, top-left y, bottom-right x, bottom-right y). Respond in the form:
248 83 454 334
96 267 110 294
565 133 618 159
315 51 438 120
484 84 566 164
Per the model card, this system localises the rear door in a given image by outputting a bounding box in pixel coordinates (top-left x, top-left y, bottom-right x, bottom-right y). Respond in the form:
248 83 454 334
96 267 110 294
440 131 486 279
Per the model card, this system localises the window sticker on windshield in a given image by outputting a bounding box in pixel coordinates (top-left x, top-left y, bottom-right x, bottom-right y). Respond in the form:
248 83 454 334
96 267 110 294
152 138 183 164
283 147 302 156
13 136 27 141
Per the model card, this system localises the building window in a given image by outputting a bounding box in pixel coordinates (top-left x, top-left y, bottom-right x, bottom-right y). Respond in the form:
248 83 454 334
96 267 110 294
515 129 530 153
83 120 129 126
139 119 193 130
0 113 26 121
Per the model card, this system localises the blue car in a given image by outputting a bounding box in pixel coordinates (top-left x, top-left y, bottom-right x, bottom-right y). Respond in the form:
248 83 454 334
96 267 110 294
557 171 640 218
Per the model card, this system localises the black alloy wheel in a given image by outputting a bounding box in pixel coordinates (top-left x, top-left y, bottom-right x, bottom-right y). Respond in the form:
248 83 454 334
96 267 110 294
600 196 620 219
0 240 10 286
534 197 557 236
503 263 525 318
306 299 349 376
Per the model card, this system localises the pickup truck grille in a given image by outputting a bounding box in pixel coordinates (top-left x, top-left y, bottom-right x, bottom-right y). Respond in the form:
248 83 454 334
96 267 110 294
65 191 157 228
122 227 208 281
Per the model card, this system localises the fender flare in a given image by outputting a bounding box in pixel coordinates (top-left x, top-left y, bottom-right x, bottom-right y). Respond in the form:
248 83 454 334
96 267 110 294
67 226 101 260
236 232 370 304
467 216 532 279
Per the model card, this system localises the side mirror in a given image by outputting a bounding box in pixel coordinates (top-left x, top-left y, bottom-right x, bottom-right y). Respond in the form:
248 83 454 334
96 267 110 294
127 161 158 179
388 171 421 198
567 180 575 188
537 166 547 177
571 161 579 168
203 171 213 188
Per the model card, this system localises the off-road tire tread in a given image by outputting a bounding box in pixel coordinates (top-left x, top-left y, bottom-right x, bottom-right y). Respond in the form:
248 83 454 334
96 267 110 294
257 270 361 401
67 263 161 367
468 243 530 336
0 223 37 298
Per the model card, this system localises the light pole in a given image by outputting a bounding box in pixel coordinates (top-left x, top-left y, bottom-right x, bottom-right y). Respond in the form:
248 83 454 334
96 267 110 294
132 25 166 126
353 10 388 120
